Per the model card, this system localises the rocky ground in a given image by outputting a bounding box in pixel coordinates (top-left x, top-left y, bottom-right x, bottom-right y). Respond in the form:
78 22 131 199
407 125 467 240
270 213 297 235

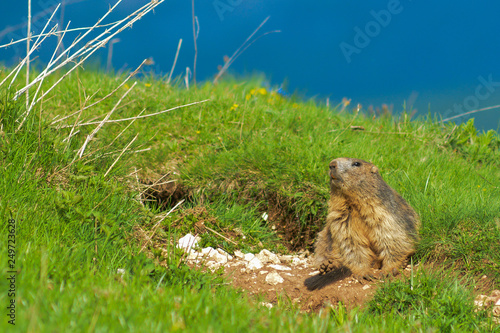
179 234 388 312
177 233 500 320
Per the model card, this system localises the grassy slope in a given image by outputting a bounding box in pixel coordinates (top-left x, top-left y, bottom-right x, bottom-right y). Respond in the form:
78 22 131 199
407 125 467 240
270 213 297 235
0 69 499 332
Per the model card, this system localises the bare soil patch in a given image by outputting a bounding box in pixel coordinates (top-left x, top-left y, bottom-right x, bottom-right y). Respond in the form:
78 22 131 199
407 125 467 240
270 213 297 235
224 260 377 312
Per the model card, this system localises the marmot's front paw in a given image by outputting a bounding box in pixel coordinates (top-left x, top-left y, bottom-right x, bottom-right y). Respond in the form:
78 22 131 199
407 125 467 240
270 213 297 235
318 259 338 275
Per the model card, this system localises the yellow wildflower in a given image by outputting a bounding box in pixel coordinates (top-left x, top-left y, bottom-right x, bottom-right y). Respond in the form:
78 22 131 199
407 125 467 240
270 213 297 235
258 88 267 95
145 83 151 87
292 103 299 108
230 104 239 111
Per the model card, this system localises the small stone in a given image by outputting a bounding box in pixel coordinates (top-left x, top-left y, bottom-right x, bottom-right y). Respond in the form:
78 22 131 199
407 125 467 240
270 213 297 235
201 247 215 255
234 250 245 259
260 302 273 309
256 249 281 264
200 248 228 264
177 234 199 252
309 270 320 276
247 257 263 270
187 252 201 261
259 270 269 274
492 305 500 317
206 261 222 271
268 264 291 271
279 255 294 262
243 253 255 262
265 272 284 285
216 248 233 260
362 285 371 290
474 295 488 307
290 257 308 266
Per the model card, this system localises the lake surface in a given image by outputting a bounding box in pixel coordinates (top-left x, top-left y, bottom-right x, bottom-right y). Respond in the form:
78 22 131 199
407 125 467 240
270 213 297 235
2 0 500 131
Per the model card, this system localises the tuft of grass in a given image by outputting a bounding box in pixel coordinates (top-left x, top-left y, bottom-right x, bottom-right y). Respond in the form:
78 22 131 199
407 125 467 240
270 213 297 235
367 267 496 332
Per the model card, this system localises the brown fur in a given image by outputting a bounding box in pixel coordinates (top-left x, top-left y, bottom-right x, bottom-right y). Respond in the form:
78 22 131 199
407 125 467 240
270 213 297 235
314 157 420 280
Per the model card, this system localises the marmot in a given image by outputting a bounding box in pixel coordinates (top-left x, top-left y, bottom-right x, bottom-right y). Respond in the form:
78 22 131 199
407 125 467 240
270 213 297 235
314 157 420 280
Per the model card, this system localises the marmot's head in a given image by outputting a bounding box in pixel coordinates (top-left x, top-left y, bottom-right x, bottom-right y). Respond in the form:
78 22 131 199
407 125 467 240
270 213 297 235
329 157 381 197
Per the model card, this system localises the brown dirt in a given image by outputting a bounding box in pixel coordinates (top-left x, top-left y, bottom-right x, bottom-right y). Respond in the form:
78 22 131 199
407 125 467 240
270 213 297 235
224 263 378 312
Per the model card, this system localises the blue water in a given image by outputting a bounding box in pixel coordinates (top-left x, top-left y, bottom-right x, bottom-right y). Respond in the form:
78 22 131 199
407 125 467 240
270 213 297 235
2 0 500 131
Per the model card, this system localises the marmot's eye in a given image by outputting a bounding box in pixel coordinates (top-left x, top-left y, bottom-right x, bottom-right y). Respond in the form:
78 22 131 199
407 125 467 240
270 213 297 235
352 162 361 167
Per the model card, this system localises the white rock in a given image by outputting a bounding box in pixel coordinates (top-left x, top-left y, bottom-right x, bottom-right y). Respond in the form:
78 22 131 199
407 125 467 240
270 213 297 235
259 270 269 275
206 261 222 271
279 255 294 262
187 252 201 261
265 272 284 285
243 253 255 262
234 250 245 259
216 248 233 261
209 252 228 264
309 271 319 276
475 295 488 307
247 257 263 270
201 247 215 255
268 264 291 271
362 285 371 290
492 305 500 317
260 302 273 309
290 257 307 266
177 234 199 252
256 249 281 264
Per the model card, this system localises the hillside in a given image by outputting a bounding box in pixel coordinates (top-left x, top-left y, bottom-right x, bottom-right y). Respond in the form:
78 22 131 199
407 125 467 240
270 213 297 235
1 68 499 332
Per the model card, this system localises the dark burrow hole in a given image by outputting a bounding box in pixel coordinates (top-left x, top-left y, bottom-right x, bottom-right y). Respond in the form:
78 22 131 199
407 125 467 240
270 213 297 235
141 178 322 252
141 178 190 210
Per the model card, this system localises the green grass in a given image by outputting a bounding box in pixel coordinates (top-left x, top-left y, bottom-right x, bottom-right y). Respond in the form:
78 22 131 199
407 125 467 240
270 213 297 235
0 68 499 332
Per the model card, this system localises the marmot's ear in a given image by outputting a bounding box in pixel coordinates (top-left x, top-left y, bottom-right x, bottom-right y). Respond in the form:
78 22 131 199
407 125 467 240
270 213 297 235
370 165 378 174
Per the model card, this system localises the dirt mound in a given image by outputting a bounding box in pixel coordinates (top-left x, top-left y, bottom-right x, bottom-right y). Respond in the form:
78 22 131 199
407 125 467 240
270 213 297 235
177 237 389 312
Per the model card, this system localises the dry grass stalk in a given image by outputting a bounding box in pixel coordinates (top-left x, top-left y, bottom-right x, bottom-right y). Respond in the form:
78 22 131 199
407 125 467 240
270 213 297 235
167 39 183 84
26 0 32 111
104 134 139 177
60 99 210 129
204 225 237 245
76 81 137 158
442 104 500 123
139 199 185 253
191 0 198 85
213 17 280 84
12 0 165 115
1 6 60 89
51 59 149 126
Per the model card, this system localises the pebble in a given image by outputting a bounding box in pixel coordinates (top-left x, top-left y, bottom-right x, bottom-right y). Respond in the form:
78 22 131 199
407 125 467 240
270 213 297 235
269 264 291 271
247 257 264 270
265 272 284 285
